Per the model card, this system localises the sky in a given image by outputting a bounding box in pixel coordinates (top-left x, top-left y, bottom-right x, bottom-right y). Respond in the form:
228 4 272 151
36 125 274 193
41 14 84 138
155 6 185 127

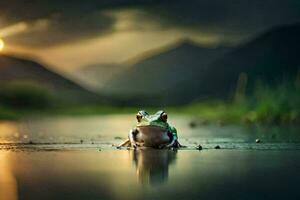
0 0 299 72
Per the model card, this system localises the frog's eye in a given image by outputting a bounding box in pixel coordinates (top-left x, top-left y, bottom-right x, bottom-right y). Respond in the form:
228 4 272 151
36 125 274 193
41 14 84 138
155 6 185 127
136 113 143 122
161 112 168 122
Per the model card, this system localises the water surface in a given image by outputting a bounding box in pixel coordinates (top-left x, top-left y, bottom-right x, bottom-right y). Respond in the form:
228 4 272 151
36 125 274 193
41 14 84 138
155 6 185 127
0 115 299 200
1 150 300 200
0 115 299 149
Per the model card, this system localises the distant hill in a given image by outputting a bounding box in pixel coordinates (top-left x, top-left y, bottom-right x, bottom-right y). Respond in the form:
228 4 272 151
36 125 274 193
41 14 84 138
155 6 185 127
74 63 125 90
101 24 300 105
187 23 300 98
103 39 231 102
0 55 101 103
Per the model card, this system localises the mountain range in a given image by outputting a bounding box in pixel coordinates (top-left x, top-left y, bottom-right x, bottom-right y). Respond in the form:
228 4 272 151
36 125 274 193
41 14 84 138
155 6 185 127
1 23 299 106
77 23 300 105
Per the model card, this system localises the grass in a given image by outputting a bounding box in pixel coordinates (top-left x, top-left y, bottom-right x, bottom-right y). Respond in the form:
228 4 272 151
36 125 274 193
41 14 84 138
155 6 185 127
0 106 20 120
0 81 299 125
177 82 299 125
171 101 249 123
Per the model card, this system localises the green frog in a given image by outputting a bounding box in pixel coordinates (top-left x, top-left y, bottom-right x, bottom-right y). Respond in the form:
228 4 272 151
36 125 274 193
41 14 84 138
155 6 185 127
118 110 183 149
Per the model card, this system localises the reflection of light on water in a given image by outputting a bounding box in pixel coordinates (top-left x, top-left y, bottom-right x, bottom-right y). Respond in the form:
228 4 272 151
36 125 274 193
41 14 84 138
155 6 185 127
1 149 299 199
4 151 140 200
0 39 5 51
0 121 19 143
0 152 18 200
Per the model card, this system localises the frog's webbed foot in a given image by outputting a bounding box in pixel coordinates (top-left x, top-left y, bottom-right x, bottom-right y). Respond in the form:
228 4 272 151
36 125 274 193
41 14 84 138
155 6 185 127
165 140 185 149
117 139 131 148
157 142 179 149
174 140 186 148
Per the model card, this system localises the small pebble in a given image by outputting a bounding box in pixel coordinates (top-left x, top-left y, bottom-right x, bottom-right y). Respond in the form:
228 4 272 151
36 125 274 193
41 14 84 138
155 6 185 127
189 121 197 128
196 145 202 150
255 139 260 143
215 145 221 149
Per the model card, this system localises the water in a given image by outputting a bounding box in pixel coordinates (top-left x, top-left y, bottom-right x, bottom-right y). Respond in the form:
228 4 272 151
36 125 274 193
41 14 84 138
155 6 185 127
0 115 300 200
0 115 299 149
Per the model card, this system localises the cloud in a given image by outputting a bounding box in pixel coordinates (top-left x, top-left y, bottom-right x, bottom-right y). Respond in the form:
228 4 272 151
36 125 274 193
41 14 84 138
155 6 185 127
0 0 299 48
0 1 160 47
141 0 300 37
1 9 116 47
3 12 115 47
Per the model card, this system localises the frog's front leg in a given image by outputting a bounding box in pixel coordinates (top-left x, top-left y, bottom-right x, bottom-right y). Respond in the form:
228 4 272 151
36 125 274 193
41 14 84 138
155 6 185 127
128 128 139 149
165 132 178 148
163 126 182 148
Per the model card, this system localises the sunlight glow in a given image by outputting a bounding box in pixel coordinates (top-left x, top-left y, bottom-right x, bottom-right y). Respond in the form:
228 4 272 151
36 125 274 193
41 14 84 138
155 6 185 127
0 152 18 200
0 39 5 51
0 22 28 38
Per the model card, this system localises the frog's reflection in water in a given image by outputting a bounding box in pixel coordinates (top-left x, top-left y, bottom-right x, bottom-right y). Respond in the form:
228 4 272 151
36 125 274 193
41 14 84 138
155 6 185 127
131 149 177 185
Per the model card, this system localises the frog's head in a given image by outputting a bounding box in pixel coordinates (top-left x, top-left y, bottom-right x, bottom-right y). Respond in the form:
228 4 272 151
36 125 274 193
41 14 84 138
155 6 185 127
136 110 169 130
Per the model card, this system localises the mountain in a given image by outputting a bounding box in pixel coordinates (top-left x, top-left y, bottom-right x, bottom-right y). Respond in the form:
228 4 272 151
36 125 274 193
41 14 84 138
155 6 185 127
74 63 125 90
103 24 300 105
103 39 231 101
187 23 300 98
0 54 101 103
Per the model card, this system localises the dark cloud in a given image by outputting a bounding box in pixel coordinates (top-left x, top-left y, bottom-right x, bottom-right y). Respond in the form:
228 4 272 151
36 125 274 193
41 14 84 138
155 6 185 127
0 0 299 47
4 11 115 47
144 0 300 36
0 0 163 47
0 0 162 24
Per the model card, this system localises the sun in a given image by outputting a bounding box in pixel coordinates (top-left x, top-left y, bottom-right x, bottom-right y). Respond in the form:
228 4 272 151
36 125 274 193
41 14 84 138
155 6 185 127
0 39 5 51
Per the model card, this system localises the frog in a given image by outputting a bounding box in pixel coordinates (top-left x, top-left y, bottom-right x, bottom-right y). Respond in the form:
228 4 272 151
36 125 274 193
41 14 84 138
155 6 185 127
118 110 183 149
